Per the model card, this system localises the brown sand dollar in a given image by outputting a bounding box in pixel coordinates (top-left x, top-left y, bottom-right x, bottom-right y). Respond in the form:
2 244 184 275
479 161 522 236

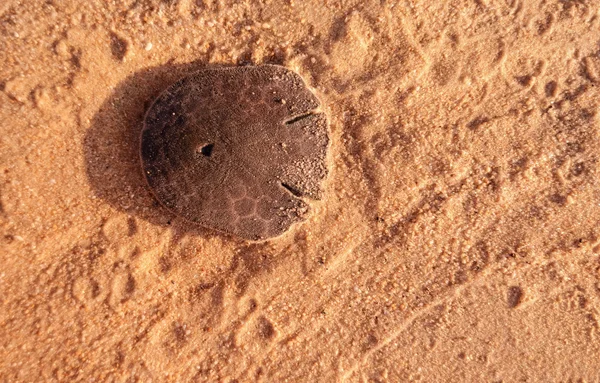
140 65 329 240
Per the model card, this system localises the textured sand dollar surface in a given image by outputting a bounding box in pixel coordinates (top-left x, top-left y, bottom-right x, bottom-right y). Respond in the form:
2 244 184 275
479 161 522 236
141 65 328 240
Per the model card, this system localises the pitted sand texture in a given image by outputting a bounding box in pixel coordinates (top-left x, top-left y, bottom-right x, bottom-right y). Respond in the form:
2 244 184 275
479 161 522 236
141 65 328 240
1 1 600 382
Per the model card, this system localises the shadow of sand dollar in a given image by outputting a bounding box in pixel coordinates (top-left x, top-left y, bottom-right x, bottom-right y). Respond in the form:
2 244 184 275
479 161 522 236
85 63 328 241
141 65 329 240
84 61 209 232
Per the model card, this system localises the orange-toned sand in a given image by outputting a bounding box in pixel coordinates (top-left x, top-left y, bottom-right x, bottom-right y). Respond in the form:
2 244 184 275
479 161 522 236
1 1 600 381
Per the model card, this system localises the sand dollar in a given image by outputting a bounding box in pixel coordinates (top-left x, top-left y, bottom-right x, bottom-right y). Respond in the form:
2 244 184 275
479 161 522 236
140 65 329 240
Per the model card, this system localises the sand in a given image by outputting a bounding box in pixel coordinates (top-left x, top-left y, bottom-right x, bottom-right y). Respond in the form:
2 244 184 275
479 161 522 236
1 0 600 382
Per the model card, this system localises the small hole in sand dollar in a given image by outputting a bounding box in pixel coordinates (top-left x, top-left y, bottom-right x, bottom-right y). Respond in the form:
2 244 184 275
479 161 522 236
281 182 303 197
197 143 214 157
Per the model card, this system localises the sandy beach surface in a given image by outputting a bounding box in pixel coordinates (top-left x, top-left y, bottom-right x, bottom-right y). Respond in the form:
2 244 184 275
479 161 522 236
2 0 600 381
